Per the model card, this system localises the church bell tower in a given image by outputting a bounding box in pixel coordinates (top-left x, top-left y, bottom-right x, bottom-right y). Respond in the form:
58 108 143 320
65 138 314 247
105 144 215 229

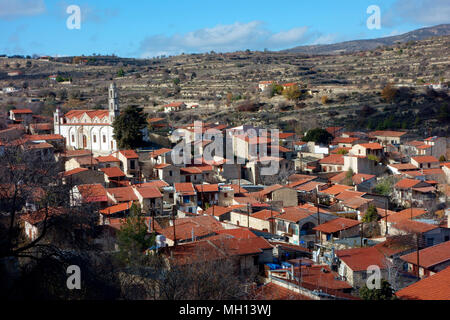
108 83 120 122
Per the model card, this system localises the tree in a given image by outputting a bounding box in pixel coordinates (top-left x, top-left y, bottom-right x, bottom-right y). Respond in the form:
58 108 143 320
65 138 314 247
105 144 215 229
321 96 329 105
439 155 446 162
116 204 155 265
374 176 396 196
359 280 397 300
342 169 354 186
283 86 302 101
363 204 379 223
381 84 397 103
117 68 125 77
302 128 333 145
112 105 147 149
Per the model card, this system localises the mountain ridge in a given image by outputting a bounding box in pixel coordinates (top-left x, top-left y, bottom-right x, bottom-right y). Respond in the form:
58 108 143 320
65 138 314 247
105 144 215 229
283 24 450 55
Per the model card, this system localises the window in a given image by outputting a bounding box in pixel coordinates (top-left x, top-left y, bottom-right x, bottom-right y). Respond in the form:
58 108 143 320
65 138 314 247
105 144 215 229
93 135 97 143
224 193 228 198
71 135 75 143
169 171 173 177
130 160 135 170
103 135 106 143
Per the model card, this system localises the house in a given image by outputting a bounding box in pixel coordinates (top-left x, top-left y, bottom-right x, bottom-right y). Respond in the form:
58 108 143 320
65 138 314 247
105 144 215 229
336 247 388 289
107 186 139 204
319 154 344 173
395 267 450 300
274 207 337 245
399 241 450 279
387 163 419 175
29 123 53 135
133 185 163 215
258 81 274 91
9 109 33 123
63 168 105 186
70 184 108 208
174 183 198 214
21 207 65 241
410 156 440 169
313 217 360 243
369 130 407 145
100 167 127 187
331 137 363 148
393 179 436 208
349 143 383 159
205 205 245 222
163 102 186 113
250 184 298 208
229 208 281 232
116 150 140 178
95 155 121 169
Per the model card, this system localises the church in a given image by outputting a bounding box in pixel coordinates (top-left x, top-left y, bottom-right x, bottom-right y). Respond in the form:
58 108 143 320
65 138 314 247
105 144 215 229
54 83 120 155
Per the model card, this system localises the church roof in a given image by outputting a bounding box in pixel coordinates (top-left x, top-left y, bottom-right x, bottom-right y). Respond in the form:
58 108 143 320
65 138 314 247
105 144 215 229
65 110 109 120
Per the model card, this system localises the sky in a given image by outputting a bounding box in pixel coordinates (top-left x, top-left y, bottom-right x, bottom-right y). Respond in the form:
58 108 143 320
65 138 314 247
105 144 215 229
1 0 449 58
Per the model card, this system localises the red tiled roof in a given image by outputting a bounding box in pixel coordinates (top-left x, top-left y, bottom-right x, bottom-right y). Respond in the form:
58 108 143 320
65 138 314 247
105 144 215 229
313 218 360 233
216 228 258 239
77 184 107 203
11 109 33 114
135 186 162 199
100 167 126 178
395 178 423 190
107 187 139 202
21 207 65 225
180 167 203 174
359 143 383 150
100 201 133 215
400 241 450 268
174 183 196 195
336 247 387 272
64 167 88 176
119 150 139 159
96 155 120 163
395 267 450 300
134 180 169 189
204 205 245 217
335 190 366 201
389 163 418 171
150 148 172 158
25 134 64 141
251 209 280 221
296 181 324 192
277 207 314 223
195 184 219 193
319 154 344 165
411 156 439 164
320 184 353 196
65 110 109 120
388 208 428 224
370 130 406 138
392 219 438 234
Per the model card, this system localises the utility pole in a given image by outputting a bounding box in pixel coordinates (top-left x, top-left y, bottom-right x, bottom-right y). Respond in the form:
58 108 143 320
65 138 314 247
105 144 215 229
247 203 250 228
385 196 388 236
416 233 420 279
172 205 177 247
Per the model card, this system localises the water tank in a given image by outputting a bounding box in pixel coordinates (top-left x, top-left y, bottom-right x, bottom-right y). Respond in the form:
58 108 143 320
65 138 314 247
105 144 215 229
156 235 167 248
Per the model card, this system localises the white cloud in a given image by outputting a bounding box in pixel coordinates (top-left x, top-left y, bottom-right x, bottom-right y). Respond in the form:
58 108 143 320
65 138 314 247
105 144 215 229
384 0 450 26
139 21 311 57
0 0 45 19
310 33 339 45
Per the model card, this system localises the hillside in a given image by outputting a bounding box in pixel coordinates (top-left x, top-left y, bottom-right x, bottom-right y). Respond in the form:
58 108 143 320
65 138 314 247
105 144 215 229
284 24 450 55
0 32 449 137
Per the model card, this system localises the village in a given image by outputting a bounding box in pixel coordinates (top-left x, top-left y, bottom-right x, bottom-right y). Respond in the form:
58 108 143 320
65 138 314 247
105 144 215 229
1 79 449 301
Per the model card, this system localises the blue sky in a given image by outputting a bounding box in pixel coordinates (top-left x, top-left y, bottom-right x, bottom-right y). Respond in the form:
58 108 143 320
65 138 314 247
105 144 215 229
1 0 449 58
